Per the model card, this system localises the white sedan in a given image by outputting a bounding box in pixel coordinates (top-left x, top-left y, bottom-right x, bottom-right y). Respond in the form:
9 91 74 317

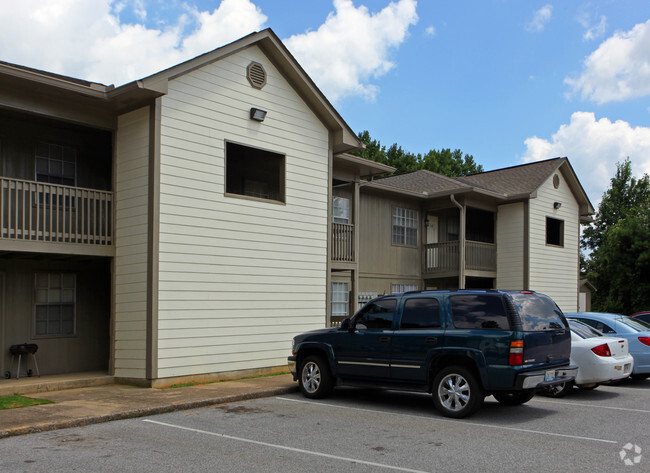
541 320 634 397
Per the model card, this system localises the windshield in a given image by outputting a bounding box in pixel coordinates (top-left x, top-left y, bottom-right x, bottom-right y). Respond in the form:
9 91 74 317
509 292 568 331
619 317 650 332
569 321 602 339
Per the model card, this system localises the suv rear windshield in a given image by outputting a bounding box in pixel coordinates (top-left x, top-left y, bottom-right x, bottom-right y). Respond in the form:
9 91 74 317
509 293 567 331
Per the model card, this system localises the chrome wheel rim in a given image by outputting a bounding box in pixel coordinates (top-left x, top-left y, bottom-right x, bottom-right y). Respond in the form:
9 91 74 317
438 374 470 412
301 361 321 394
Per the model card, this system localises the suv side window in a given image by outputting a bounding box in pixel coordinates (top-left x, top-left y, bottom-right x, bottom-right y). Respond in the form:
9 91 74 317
355 299 397 330
450 295 510 330
400 298 440 329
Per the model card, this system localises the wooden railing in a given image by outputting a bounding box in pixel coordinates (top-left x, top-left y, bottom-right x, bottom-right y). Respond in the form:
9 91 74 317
424 240 496 273
1 177 113 246
331 222 355 262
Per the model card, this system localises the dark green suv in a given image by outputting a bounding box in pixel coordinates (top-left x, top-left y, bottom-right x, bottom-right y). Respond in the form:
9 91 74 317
288 290 577 418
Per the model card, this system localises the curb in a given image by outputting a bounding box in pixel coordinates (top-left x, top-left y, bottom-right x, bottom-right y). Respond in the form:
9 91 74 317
0 385 298 439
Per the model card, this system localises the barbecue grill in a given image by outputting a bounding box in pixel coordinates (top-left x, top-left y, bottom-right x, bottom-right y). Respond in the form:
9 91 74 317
7 343 40 379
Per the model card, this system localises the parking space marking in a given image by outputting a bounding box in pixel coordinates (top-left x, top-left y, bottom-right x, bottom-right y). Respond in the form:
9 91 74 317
143 419 430 473
277 397 617 444
530 398 650 414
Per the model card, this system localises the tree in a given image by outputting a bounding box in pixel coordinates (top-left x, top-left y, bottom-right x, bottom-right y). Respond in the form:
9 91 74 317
352 130 483 177
582 159 650 314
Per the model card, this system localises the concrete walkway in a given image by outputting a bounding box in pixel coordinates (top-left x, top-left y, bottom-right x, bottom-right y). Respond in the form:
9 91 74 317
0 374 298 439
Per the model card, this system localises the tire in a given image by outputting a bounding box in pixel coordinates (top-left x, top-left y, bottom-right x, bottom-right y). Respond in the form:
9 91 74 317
539 381 574 398
493 389 537 405
577 383 599 390
298 355 333 399
432 366 484 418
631 373 650 381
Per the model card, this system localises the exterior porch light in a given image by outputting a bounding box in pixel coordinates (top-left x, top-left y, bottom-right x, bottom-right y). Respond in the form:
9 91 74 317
553 202 562 210
424 218 430 227
250 107 267 122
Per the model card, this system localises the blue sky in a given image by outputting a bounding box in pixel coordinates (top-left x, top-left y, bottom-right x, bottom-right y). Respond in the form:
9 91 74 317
1 0 649 206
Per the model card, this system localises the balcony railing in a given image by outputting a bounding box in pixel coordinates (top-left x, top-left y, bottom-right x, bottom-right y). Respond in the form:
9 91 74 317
331 222 355 262
424 240 496 273
1 177 113 246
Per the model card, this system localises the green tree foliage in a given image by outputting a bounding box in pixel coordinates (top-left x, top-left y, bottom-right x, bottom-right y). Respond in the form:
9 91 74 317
582 159 650 314
352 130 483 177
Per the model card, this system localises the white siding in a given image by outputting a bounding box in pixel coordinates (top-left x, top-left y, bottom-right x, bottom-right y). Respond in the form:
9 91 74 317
496 202 525 289
156 46 330 378
114 107 150 378
528 171 580 311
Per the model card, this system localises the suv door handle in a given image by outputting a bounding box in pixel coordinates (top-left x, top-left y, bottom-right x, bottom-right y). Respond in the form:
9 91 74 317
379 337 391 344
426 337 438 344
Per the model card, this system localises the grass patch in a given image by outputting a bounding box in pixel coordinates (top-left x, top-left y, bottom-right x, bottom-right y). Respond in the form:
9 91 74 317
0 394 53 410
167 371 290 389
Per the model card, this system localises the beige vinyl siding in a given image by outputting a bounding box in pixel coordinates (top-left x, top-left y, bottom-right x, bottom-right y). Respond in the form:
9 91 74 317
156 46 330 378
114 107 150 378
496 202 525 289
528 171 580 311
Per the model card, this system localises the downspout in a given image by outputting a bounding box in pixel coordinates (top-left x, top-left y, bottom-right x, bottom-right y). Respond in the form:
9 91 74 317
450 194 466 289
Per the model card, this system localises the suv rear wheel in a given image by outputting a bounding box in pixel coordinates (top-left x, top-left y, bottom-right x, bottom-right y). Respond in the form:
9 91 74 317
299 355 333 399
432 366 484 418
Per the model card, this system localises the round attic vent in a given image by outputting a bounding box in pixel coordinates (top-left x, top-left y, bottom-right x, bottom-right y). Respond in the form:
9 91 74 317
553 174 560 189
247 62 266 89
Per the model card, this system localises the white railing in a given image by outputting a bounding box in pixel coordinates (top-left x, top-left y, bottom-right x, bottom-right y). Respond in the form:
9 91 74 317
424 240 496 273
1 177 112 246
331 222 355 262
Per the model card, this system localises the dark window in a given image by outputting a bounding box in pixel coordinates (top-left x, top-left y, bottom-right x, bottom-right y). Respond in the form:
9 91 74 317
466 208 495 243
510 293 567 331
546 217 564 246
34 273 75 336
450 295 510 330
392 207 418 246
355 299 396 330
226 142 285 202
400 298 440 329
35 142 77 186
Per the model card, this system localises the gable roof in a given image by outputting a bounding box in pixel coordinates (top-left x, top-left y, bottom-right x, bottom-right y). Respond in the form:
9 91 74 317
369 157 594 216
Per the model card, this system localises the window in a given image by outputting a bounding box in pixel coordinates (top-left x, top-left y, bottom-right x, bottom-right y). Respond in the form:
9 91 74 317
392 207 418 246
331 282 349 317
34 273 75 336
35 142 77 186
333 197 350 224
354 299 396 330
546 217 564 247
226 142 285 202
391 284 418 294
509 293 567 331
400 298 440 329
450 294 510 330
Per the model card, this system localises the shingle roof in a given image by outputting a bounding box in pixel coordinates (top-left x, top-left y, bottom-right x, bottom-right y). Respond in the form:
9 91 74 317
374 169 471 195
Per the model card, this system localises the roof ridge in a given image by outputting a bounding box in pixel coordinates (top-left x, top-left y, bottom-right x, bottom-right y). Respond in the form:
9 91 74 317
464 157 565 178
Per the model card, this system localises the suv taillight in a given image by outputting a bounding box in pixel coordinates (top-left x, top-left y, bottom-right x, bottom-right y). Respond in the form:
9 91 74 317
509 340 524 365
639 337 650 347
591 343 612 357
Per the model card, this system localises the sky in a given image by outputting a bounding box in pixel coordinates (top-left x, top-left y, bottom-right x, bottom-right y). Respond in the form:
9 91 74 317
1 0 649 208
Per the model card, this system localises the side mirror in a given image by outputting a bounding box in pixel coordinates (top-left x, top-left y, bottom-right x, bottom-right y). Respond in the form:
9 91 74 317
340 318 352 331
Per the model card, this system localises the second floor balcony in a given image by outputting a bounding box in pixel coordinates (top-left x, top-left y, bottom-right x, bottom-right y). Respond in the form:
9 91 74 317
1 177 113 254
331 222 355 263
424 240 496 275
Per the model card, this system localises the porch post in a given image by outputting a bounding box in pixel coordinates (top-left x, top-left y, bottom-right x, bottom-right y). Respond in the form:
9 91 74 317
451 195 466 289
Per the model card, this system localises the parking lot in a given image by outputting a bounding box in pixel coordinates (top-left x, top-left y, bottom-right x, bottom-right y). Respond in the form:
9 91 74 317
1 380 648 472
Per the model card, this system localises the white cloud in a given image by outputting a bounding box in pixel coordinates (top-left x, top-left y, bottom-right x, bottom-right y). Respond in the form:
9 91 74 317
425 25 436 36
526 5 552 33
565 20 650 103
581 15 607 41
284 0 418 102
522 112 650 204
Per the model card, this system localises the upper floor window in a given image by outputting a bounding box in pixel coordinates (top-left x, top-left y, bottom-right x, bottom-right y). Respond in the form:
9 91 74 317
333 197 350 224
226 142 285 203
35 142 77 186
34 273 76 337
546 217 564 247
392 207 418 246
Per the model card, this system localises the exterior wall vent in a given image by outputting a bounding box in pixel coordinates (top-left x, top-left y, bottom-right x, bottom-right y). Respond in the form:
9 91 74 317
247 62 266 89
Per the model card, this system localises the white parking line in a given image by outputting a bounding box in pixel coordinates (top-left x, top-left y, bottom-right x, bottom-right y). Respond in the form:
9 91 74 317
143 419 430 473
276 397 617 444
530 398 650 414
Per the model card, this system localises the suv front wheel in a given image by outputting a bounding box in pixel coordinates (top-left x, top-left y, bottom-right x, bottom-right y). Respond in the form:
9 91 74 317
299 355 333 399
432 366 484 418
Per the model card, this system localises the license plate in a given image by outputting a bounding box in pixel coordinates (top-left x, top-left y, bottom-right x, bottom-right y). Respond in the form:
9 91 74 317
545 370 556 382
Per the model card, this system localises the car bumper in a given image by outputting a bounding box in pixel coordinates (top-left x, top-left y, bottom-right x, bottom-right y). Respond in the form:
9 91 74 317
288 355 297 380
575 354 634 385
516 365 578 390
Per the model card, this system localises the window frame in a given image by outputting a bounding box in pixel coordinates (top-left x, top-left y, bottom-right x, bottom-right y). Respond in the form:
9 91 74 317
224 141 286 204
392 207 418 247
33 272 76 338
35 142 77 186
332 196 351 224
331 282 350 317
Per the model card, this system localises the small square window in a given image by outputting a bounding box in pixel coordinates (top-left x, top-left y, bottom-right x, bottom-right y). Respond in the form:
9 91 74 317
546 217 564 247
226 142 285 203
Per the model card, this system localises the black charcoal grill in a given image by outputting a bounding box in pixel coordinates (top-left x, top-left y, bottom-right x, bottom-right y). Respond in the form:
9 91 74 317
7 343 40 379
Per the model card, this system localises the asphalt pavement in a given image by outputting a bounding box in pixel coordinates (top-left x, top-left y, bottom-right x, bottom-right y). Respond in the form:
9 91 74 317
0 373 298 439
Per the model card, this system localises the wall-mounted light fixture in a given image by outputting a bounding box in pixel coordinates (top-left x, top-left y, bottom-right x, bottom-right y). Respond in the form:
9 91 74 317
250 107 267 122
424 218 430 227
553 202 562 210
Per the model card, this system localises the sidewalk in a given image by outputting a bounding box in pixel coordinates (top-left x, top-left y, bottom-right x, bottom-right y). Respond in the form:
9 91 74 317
0 374 298 439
